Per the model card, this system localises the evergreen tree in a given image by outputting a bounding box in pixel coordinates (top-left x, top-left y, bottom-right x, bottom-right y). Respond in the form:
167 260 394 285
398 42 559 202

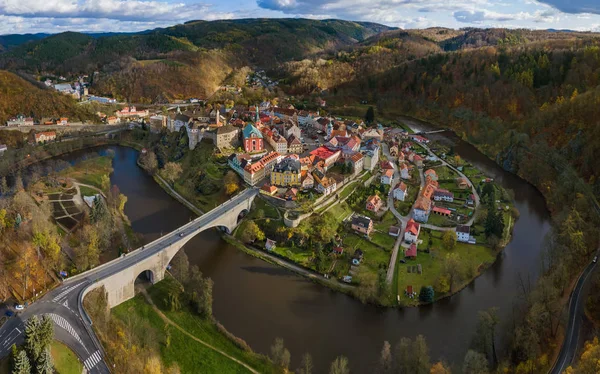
419 286 435 303
365 106 375 124
12 350 31 374
14 173 24 192
36 348 53 374
0 176 8 196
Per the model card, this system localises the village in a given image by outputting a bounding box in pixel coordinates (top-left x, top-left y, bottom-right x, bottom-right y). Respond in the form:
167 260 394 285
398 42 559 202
1 87 516 306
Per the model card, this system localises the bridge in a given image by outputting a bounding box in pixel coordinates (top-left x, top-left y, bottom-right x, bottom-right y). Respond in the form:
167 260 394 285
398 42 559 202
0 188 258 373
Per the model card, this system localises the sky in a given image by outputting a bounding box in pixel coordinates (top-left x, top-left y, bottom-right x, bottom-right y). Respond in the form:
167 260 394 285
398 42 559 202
0 0 600 35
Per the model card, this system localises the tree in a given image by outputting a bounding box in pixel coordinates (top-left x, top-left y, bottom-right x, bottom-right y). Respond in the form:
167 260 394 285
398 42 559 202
567 337 600 374
0 176 8 195
25 315 53 369
297 353 314 374
394 335 430 374
100 174 110 192
484 203 504 238
270 338 291 370
163 162 183 185
240 221 265 243
329 356 350 374
442 253 463 291
462 350 489 374
12 350 31 374
224 171 240 196
419 286 435 303
442 231 456 251
118 193 127 214
36 348 53 374
377 341 393 374
365 106 375 124
472 308 499 367
171 251 190 284
14 174 24 192
140 151 159 174
430 362 451 374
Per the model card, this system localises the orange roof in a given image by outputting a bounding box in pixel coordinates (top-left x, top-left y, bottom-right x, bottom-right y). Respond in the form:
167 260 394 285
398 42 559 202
405 219 420 236
414 196 431 211
367 195 382 205
433 206 452 215
350 152 363 162
395 182 407 192
383 169 394 178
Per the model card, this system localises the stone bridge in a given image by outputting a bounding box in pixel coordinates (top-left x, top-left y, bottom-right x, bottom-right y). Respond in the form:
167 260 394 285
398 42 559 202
77 188 258 308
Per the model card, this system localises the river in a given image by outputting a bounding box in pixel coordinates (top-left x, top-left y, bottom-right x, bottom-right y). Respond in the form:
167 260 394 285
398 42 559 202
55 127 550 372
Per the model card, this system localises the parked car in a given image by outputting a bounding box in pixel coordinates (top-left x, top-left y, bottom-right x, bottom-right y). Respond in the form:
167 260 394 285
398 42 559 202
15 305 24 311
594 256 598 263
342 276 352 283
5 311 14 317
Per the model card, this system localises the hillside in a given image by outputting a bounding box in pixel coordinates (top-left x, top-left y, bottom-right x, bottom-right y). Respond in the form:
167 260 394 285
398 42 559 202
0 70 96 124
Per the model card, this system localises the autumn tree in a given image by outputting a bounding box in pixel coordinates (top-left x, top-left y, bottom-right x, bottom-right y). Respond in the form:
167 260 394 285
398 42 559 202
442 253 463 291
163 162 183 185
270 338 291 370
377 341 393 374
297 353 314 374
329 356 350 374
240 221 265 243
224 171 240 196
430 361 451 374
442 230 456 250
471 308 499 368
462 350 489 374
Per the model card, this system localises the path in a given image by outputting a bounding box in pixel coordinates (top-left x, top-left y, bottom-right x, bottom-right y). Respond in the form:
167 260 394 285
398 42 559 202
155 174 205 216
139 289 261 374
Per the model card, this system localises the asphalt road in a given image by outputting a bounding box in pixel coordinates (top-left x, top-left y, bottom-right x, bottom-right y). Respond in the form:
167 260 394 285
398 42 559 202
0 188 258 373
549 258 598 374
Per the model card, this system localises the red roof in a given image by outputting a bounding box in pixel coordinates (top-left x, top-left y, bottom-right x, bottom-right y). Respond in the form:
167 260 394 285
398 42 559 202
433 206 452 215
405 219 420 236
333 247 344 254
310 146 338 160
405 244 417 258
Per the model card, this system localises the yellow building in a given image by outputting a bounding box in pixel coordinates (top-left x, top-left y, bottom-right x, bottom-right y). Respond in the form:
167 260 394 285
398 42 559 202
271 158 301 187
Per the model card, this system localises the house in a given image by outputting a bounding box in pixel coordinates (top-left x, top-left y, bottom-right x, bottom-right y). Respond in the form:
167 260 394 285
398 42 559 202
285 188 299 201
314 175 337 195
404 219 420 243
433 189 454 202
413 155 423 168
242 123 264 153
352 215 373 235
380 161 395 170
332 247 344 255
389 226 402 237
34 131 57 144
260 184 278 196
366 195 383 212
243 162 265 186
456 177 470 189
393 182 408 201
271 158 301 187
267 134 289 155
456 225 471 243
284 123 301 139
411 135 429 144
6 115 34 127
0 144 7 155
400 163 410 179
405 243 417 259
467 194 475 206
310 146 341 169
346 152 364 175
266 239 276 251
116 106 149 118
413 197 432 222
106 116 120 125
287 135 303 154
362 149 380 171
301 172 314 190
58 117 68 125
215 125 240 149
362 128 384 141
432 206 451 217
424 169 438 181
389 145 398 157
380 169 394 185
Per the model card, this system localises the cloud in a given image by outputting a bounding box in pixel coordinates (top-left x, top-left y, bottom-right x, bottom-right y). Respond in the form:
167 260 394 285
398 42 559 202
536 0 600 15
453 9 558 24
0 0 234 22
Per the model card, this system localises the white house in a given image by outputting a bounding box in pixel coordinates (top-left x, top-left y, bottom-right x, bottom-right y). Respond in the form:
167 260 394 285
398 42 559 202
393 182 408 201
380 169 394 185
456 225 470 243
404 219 420 243
400 163 410 179
433 189 454 202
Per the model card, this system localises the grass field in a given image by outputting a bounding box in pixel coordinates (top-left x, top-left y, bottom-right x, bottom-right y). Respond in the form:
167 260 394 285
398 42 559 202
59 156 113 192
343 232 391 276
51 341 83 374
79 185 100 197
396 230 495 306
111 278 276 374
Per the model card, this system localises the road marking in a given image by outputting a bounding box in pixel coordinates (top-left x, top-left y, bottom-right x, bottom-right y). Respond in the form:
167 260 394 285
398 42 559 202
52 281 86 302
63 300 69 309
2 328 22 348
84 350 102 370
45 313 86 352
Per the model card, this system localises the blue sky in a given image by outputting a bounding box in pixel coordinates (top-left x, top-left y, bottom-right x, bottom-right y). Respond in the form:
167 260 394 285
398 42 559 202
0 0 599 35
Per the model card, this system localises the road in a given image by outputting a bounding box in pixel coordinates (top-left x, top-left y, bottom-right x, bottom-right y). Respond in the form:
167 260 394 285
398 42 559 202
0 188 258 373
549 258 598 374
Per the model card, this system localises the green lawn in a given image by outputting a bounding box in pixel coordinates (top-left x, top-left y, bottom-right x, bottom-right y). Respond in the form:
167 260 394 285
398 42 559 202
343 232 391 276
59 156 113 192
112 278 276 374
79 185 99 197
371 231 396 249
328 202 353 221
339 181 358 200
374 210 398 231
397 230 495 306
433 166 458 180
51 341 83 374
394 185 419 216
247 198 279 220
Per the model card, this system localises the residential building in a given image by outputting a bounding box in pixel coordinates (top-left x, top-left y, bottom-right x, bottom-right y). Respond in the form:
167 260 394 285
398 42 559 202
413 196 432 222
433 189 454 202
456 177 470 189
413 155 423 168
243 162 265 186
6 115 34 127
106 116 120 125
456 225 471 243
34 131 57 144
389 226 401 237
400 163 410 179
389 145 398 157
346 152 364 175
116 106 149 118
467 194 475 206
411 135 430 144
424 169 438 181
366 195 383 212
243 123 264 153
284 123 301 139
260 184 277 196
393 182 408 201
314 174 337 195
259 152 281 176
287 135 303 154
271 158 301 187
215 125 240 149
405 243 417 259
404 219 420 243
362 148 380 171
266 133 288 155
301 172 314 190
432 206 451 217
362 128 384 141
310 146 341 169
351 215 373 235
381 169 394 185
58 117 68 125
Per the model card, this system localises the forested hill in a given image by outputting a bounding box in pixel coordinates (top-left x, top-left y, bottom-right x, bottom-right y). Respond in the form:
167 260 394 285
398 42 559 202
0 70 95 124
0 19 395 74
